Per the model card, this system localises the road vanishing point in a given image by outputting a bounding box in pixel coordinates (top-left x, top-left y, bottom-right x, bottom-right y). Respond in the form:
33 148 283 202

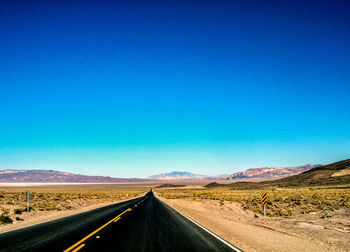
0 190 241 252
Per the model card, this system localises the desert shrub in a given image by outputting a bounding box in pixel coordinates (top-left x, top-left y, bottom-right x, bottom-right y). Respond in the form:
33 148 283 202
0 214 13 224
14 209 22 214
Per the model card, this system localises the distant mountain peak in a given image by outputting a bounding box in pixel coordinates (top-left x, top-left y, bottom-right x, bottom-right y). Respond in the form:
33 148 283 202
147 171 206 180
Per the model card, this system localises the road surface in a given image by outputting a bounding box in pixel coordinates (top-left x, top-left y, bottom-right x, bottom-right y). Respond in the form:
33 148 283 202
0 191 240 252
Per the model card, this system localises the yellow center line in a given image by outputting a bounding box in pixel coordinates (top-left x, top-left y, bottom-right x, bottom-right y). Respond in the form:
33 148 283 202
63 208 132 252
113 217 121 223
71 244 85 252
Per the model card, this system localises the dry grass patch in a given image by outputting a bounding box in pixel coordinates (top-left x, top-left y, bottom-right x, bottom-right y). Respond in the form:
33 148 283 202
156 187 350 217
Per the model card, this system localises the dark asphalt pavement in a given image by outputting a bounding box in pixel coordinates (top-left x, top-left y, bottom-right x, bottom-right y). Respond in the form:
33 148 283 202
0 191 240 252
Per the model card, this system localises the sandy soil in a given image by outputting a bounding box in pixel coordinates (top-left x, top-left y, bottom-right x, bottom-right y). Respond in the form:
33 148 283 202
158 196 350 252
332 169 350 177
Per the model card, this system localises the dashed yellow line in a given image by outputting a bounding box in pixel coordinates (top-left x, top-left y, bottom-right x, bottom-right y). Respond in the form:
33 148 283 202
63 208 132 252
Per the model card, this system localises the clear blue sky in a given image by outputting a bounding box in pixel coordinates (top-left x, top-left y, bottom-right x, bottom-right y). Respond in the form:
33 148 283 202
1 0 349 178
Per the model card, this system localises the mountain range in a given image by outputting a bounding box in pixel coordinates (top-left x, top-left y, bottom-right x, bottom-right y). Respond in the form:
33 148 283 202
206 159 350 189
0 163 333 183
222 164 320 180
0 170 205 182
0 170 143 183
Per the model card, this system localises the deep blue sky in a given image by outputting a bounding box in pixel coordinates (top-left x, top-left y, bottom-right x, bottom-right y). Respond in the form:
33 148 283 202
1 0 349 177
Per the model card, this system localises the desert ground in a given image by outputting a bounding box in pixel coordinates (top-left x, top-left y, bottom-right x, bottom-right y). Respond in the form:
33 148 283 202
155 185 350 252
0 184 149 233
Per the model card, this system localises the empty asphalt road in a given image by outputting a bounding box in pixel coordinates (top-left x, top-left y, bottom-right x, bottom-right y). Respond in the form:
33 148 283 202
0 190 240 252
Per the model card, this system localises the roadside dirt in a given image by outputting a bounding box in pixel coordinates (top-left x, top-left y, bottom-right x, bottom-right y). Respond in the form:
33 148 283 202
158 196 350 252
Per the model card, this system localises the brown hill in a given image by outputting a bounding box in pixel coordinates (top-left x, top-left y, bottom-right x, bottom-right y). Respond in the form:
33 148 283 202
273 159 350 186
0 169 146 183
206 159 350 189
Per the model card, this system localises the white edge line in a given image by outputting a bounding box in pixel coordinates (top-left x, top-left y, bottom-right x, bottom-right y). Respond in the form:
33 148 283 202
158 198 243 252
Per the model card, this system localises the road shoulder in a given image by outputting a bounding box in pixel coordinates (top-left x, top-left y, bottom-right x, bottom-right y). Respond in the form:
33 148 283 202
157 196 338 252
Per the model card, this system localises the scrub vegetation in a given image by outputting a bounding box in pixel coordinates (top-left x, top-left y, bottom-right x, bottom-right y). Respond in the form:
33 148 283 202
156 186 350 217
0 185 148 225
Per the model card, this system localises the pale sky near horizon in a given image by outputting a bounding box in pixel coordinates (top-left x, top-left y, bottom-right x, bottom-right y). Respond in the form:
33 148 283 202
1 1 349 178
